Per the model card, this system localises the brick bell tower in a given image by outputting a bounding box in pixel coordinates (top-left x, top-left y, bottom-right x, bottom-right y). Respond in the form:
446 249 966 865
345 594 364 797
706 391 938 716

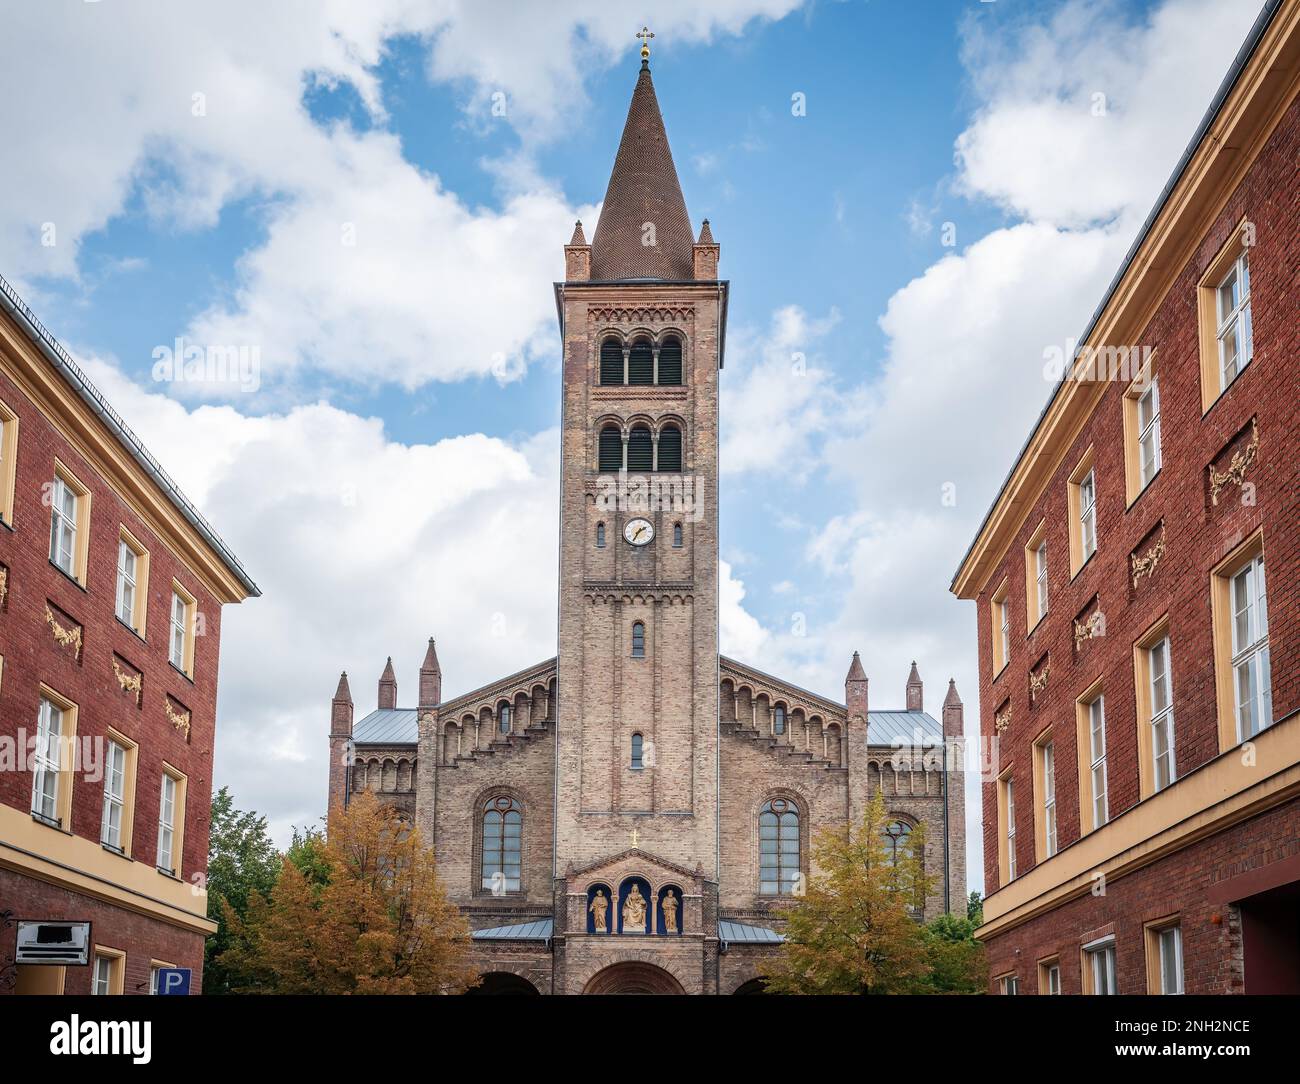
553 40 726 882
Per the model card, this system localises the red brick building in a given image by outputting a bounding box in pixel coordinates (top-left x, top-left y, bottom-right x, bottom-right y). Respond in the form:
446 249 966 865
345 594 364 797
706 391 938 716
0 279 258 994
951 0 1300 995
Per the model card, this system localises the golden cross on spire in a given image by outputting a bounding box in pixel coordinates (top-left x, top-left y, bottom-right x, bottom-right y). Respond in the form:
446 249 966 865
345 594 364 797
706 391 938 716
637 25 654 61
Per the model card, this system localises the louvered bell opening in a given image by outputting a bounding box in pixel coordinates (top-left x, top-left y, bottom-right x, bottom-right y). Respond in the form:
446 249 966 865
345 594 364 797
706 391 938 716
628 341 654 385
657 426 682 472
598 426 623 471
599 339 624 385
658 338 683 385
626 427 653 471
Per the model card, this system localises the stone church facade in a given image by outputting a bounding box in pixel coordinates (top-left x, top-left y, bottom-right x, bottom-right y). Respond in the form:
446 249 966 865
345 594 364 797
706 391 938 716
326 45 966 995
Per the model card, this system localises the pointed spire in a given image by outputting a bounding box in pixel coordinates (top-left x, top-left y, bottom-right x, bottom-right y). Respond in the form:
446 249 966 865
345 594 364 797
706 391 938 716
846 651 867 683
944 678 963 708
378 656 397 710
419 638 441 712
421 638 440 673
906 661 923 712
333 671 352 703
589 60 694 281
568 220 587 246
697 219 714 244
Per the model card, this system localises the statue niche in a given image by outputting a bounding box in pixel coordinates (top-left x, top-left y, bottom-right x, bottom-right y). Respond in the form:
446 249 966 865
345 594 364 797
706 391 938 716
618 877 652 935
587 885 612 934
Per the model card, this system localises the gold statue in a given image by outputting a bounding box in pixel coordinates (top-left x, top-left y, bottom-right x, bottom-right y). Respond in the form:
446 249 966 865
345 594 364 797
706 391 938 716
621 884 647 933
661 890 679 934
589 889 609 933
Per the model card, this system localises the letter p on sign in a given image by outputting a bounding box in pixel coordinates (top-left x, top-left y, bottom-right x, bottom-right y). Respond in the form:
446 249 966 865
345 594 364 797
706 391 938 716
157 967 191 996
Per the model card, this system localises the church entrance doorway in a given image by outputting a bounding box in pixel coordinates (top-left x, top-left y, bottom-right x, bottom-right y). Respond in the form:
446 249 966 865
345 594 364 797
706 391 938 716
468 972 541 995
582 961 685 994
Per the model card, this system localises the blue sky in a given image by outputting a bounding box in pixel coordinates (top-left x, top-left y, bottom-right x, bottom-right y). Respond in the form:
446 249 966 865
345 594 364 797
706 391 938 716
1 0 1266 888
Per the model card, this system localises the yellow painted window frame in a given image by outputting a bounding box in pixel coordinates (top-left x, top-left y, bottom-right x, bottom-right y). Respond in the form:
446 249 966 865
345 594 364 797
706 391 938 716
170 580 197 676
1143 914 1182 994
92 944 126 995
1037 955 1061 995
1066 447 1096 578
38 682 79 830
1133 614 1172 799
994 972 1019 995
1121 351 1160 506
51 458 92 586
149 958 178 994
116 526 151 638
990 576 1010 677
1196 217 1253 414
0 397 18 525
158 761 188 878
1031 726 1055 864
1210 528 1266 753
102 727 139 858
996 767 1016 887
1074 677 1105 836
1023 519 1048 632
1079 938 1114 995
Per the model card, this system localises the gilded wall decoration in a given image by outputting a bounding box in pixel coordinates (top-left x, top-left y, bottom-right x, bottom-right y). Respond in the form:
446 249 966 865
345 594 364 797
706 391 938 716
1131 528 1167 590
1029 665 1050 704
165 700 192 741
44 604 82 659
1209 417 1259 505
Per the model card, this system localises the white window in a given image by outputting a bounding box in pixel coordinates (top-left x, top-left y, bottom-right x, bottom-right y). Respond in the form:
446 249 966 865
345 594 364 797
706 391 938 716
1216 252 1252 388
1231 555 1271 740
157 774 177 873
1088 698 1108 829
1085 939 1117 995
170 591 189 671
999 975 1019 995
1157 926 1184 995
1034 541 1049 622
100 740 127 851
1149 637 1176 791
49 476 78 575
1079 469 1097 561
150 966 160 995
1137 377 1162 487
116 541 137 627
1005 779 1017 881
31 697 63 824
1042 742 1057 858
998 597 1010 670
92 954 114 995
1045 963 1061 995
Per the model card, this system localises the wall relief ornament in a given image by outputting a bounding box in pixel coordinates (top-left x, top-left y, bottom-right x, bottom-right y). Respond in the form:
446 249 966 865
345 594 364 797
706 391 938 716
112 659 142 697
1209 417 1259 505
1074 611 1105 650
44 604 82 659
994 709 1011 735
1131 528 1167 590
0 566 7 607
165 701 192 741
1029 665 1050 704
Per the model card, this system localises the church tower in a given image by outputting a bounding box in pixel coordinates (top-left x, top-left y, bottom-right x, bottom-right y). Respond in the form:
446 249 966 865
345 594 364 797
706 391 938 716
553 39 726 881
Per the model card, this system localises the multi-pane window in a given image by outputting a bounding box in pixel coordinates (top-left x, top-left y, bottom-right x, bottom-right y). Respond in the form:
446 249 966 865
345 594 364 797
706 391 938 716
170 590 190 671
1041 741 1058 858
1004 778 1017 881
116 541 138 628
101 740 127 852
1216 253 1252 388
1088 697 1108 829
1085 939 1117 995
1137 377 1162 488
881 820 913 866
157 773 177 873
759 798 800 895
92 954 115 995
481 795 522 892
1157 925 1184 995
1044 963 1061 995
1034 541 1049 622
31 696 63 824
1079 469 1097 562
999 975 1019 995
630 733 643 769
1231 555 1272 740
49 476 78 575
631 621 645 658
1149 637 1176 790
773 705 786 736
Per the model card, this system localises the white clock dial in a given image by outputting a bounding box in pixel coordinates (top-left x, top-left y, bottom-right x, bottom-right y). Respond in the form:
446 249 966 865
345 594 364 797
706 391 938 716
624 518 655 546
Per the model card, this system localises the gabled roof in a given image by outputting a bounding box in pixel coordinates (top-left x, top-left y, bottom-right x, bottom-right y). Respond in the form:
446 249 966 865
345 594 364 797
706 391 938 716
589 61 694 281
352 708 418 745
472 918 553 943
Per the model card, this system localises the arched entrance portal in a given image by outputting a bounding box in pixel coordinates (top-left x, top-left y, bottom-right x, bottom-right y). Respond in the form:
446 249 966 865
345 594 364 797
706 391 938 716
468 972 541 995
582 961 685 995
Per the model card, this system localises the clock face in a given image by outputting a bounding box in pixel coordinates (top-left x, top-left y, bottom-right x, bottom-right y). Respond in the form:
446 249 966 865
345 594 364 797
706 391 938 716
624 518 655 546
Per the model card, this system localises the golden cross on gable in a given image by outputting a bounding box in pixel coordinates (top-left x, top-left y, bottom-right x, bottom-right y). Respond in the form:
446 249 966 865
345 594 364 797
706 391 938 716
637 26 654 60
630 828 641 848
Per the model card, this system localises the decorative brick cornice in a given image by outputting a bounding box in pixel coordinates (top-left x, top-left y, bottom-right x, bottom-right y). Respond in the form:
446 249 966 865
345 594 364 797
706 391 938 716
1209 417 1259 505
589 305 695 325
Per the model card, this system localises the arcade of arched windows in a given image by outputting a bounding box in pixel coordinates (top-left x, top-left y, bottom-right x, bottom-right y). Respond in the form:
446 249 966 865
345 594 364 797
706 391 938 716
719 678 846 768
440 676 557 765
350 754 416 795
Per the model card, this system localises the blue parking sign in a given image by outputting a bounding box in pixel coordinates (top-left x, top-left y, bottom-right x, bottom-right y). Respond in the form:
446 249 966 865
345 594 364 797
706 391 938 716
156 968 191 996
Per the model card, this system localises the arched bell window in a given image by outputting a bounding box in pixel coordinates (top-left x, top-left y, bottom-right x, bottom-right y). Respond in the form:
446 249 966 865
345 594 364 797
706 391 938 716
759 798 800 896
882 820 913 865
658 335 683 385
598 425 623 472
627 426 653 471
773 705 786 736
596 522 606 548
628 339 654 385
631 621 646 658
600 337 624 385
631 733 644 769
481 795 522 893
657 424 682 472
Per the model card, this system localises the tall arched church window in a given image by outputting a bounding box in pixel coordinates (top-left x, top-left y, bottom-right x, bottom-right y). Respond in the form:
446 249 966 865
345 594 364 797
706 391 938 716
599 426 623 472
600 337 625 385
773 706 786 735
628 339 654 385
627 426 653 471
658 336 683 385
631 733 644 769
673 522 683 547
631 621 646 658
882 820 913 865
657 425 682 472
759 798 800 895
482 796 522 893
498 704 511 735
596 522 606 548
